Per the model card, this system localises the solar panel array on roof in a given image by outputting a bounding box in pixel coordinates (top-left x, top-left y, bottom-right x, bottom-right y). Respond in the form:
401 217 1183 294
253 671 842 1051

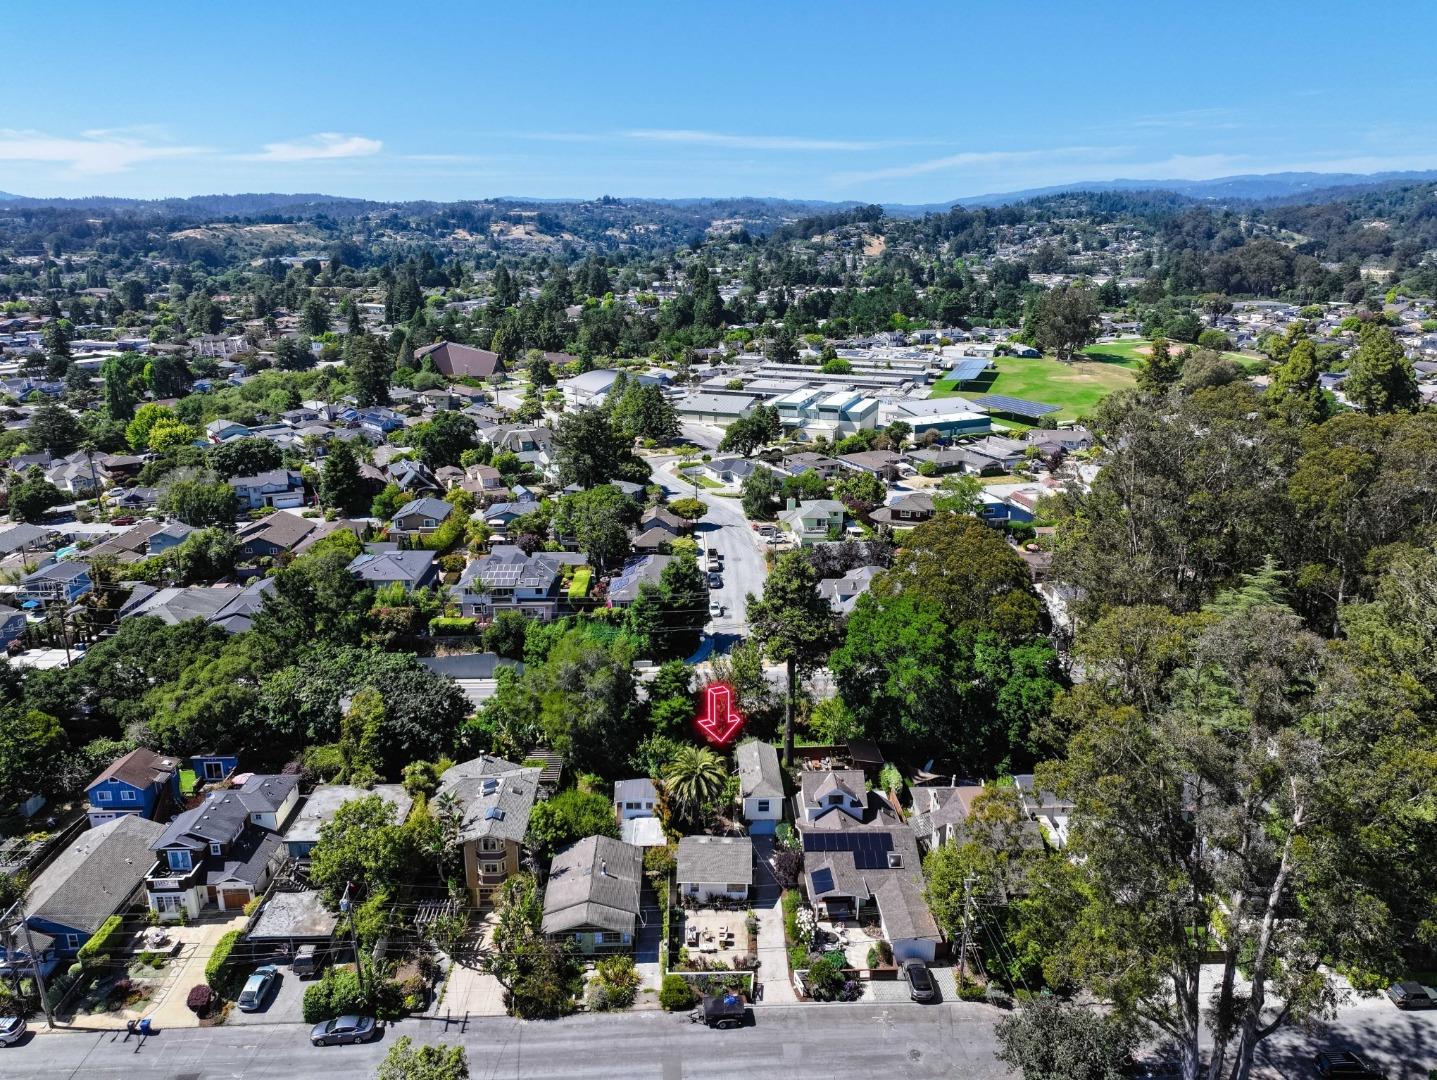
946 358 990 382
810 867 835 893
802 830 894 869
972 394 1060 419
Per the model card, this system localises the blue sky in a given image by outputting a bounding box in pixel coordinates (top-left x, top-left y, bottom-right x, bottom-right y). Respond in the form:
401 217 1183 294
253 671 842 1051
2 0 1434 203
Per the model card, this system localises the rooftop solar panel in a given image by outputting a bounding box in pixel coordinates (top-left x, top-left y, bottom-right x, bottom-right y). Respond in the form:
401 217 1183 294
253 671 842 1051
972 394 1060 419
811 867 835 893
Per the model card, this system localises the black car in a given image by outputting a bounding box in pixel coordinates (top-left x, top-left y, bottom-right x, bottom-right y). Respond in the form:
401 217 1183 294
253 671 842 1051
1386 980 1437 1009
1314 1050 1387 1079
310 1015 377 1046
708 572 722 589
900 959 938 1003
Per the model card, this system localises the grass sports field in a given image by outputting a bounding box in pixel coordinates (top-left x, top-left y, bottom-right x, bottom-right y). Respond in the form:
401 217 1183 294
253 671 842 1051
929 350 1137 421
930 339 1265 422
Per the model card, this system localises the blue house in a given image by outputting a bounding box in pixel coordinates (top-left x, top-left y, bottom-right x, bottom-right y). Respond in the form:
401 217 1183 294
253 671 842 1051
85 748 182 827
20 560 92 606
190 753 240 785
0 605 26 650
14 815 164 960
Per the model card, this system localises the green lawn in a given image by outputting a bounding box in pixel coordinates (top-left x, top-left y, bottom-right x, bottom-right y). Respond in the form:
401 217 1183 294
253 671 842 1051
1082 338 1269 375
932 353 1138 421
567 567 592 600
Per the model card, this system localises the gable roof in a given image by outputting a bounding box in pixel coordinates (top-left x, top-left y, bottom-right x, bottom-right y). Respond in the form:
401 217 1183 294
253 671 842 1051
613 778 657 805
236 512 316 550
393 497 453 523
26 815 164 934
347 549 436 586
87 747 180 793
677 835 753 885
736 740 783 800
541 835 643 936
235 773 300 815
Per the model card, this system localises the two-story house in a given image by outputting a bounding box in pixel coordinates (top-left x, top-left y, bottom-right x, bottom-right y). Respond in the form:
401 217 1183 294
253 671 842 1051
85 748 181 827
795 770 942 963
145 775 298 920
777 499 846 546
438 755 541 909
450 545 588 622
868 492 934 527
20 560 92 606
389 497 454 541
735 740 784 834
235 512 318 561
229 469 305 510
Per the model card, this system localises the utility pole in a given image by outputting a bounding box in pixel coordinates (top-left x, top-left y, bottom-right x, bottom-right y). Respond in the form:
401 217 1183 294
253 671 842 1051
4 900 56 1029
956 874 977 988
339 882 363 994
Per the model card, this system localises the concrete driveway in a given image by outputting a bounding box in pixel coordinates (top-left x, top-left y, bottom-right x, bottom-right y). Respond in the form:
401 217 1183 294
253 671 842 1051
226 964 306 1025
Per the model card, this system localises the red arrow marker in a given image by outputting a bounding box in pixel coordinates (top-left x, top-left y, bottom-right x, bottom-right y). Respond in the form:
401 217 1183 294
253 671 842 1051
695 681 744 746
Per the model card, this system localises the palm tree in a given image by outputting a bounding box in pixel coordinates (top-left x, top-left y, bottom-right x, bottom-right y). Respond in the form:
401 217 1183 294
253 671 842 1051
662 745 728 822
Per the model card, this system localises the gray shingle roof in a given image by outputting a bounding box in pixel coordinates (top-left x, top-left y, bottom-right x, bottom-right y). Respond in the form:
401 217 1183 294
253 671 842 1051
613 778 657 806
541 835 643 936
438 756 540 845
676 835 753 886
736 741 783 800
26 815 164 934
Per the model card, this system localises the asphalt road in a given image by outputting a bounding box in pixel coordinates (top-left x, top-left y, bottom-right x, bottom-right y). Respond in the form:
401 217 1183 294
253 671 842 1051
647 449 766 643
8 997 1435 1079
5 1004 1009 1080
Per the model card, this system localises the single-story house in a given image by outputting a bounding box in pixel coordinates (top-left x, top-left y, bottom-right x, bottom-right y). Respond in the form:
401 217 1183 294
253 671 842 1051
541 835 645 954
15 815 164 960
283 783 414 862
245 888 340 957
676 835 753 903
347 549 438 592
0 605 27 650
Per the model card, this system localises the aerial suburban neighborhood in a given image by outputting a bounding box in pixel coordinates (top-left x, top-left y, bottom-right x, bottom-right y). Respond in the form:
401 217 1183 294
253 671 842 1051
0 4 1435 1080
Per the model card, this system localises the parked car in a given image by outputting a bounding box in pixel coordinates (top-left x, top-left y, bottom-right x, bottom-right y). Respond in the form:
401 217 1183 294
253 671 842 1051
707 556 721 572
236 964 279 1012
310 1015 377 1046
1314 1050 1387 1078
708 599 724 619
900 959 938 1003
707 547 721 560
690 993 746 1029
708 572 722 589
110 515 137 526
1386 980 1437 1009
0 1017 25 1047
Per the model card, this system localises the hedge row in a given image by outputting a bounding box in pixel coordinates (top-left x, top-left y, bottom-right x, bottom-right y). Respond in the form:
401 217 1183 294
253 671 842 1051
205 929 242 993
77 914 126 968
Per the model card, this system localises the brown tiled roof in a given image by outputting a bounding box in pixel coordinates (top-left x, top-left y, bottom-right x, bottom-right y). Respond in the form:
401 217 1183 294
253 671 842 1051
87 747 179 792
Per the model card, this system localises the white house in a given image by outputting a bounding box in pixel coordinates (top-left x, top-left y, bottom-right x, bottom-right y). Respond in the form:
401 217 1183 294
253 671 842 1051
676 835 753 903
735 741 783 834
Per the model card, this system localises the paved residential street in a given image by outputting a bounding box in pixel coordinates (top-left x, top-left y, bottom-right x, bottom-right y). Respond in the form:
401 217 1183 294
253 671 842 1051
8 999 1435 1080
7 1004 1011 1080
647 448 767 639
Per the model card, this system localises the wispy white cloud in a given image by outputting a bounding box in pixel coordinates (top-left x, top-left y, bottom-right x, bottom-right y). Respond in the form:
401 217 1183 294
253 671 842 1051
625 129 886 151
0 128 203 175
832 146 1123 186
243 133 382 162
1130 107 1242 131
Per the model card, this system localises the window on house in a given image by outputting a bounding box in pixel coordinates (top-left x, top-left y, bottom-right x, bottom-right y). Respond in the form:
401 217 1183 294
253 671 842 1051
167 849 192 872
599 932 622 944
481 862 502 875
95 790 112 802
154 895 184 914
756 800 770 812
624 802 639 810
727 884 746 893
120 790 136 802
210 843 223 856
64 934 79 949
827 793 843 805
204 761 224 780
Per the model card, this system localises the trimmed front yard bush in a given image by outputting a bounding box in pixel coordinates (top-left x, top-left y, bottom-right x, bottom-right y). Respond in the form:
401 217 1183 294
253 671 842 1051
77 914 125 969
186 984 214 1017
302 966 367 1024
659 973 696 1011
